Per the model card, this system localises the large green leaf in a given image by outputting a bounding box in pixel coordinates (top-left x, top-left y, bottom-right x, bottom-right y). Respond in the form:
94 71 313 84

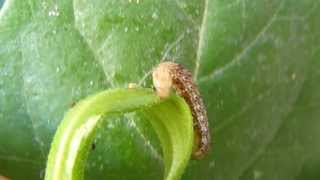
0 0 319 179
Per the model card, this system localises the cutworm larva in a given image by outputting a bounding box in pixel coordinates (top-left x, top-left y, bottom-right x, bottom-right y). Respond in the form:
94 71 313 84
152 62 210 159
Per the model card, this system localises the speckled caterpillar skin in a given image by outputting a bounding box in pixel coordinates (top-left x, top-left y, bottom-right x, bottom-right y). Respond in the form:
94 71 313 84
152 62 210 159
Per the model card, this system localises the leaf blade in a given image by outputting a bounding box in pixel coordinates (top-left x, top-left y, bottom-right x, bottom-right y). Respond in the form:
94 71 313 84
45 88 194 180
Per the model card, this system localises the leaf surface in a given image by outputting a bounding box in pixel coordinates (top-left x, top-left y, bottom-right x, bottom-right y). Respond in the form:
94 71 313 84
0 0 319 179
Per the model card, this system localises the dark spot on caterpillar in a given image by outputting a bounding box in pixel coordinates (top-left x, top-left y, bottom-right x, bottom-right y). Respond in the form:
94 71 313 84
152 61 210 159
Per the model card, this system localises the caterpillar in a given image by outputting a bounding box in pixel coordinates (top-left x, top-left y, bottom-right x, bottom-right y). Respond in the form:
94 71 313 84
152 62 210 159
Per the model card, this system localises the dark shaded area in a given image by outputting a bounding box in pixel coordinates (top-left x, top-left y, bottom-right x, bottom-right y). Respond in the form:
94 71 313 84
296 157 320 180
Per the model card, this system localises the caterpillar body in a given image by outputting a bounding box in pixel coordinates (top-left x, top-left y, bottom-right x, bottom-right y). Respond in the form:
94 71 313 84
152 62 210 159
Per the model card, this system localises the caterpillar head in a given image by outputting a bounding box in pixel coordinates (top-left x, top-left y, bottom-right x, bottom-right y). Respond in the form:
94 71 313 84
152 62 173 98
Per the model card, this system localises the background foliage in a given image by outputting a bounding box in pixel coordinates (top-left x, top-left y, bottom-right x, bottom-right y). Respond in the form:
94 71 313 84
0 0 319 179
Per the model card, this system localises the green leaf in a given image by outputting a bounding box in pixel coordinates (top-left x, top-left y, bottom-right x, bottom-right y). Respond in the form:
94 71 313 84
45 88 193 180
0 0 319 179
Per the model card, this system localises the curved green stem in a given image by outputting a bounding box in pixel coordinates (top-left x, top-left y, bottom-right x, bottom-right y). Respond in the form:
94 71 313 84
45 88 193 180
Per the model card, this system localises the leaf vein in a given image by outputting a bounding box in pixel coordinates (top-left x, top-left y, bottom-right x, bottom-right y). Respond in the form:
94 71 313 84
238 71 309 177
194 0 208 79
138 30 186 85
214 87 274 133
198 2 283 83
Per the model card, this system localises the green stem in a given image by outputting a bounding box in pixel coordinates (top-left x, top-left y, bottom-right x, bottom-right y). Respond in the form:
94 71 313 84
45 88 193 180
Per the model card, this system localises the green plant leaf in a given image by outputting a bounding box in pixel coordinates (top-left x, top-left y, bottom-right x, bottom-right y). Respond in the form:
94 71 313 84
0 0 319 179
45 88 193 180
